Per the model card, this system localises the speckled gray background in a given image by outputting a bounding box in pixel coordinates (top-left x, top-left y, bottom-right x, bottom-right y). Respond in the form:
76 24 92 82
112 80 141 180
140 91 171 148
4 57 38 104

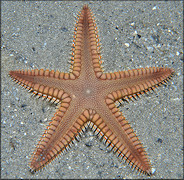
1 1 183 179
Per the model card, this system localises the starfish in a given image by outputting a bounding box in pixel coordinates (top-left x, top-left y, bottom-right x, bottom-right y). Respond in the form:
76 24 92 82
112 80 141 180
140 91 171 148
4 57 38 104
9 5 174 175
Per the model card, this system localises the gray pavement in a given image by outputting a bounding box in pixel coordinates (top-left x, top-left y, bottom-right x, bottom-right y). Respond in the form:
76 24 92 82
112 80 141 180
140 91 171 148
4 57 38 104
1 1 183 179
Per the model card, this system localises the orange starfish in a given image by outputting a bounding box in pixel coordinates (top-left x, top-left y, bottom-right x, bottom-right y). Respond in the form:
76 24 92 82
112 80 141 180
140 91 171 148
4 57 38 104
9 5 174 175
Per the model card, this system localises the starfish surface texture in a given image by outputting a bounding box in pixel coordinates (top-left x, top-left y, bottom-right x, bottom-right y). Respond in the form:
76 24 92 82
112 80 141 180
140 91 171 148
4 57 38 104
9 5 174 175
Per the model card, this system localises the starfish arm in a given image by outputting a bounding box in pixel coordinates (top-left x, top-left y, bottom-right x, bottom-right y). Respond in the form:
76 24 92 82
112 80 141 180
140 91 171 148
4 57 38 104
101 67 174 101
90 107 152 175
30 105 93 171
71 5 104 79
9 69 77 104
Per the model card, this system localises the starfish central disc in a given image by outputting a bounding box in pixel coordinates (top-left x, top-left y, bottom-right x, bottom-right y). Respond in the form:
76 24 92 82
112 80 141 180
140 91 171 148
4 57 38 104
86 89 92 95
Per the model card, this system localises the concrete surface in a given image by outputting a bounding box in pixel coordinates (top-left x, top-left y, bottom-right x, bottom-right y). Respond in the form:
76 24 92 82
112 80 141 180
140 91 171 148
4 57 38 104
1 1 183 179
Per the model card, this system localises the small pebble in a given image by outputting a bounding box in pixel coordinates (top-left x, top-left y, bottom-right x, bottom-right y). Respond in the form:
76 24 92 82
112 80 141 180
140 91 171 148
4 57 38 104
125 43 130 47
